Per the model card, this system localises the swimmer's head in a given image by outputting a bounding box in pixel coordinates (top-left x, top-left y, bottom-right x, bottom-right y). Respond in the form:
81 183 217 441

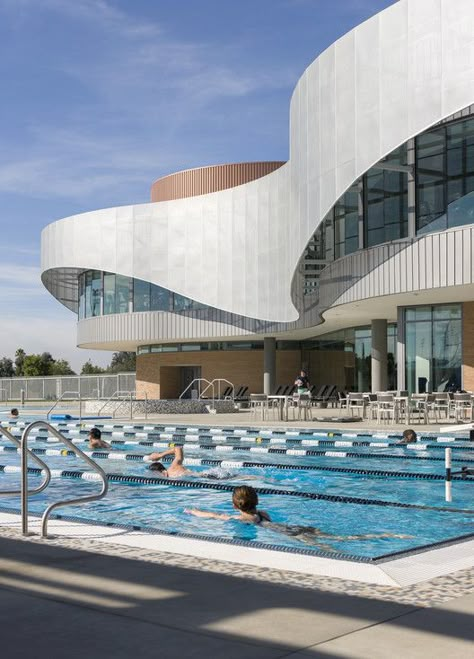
89 427 101 440
232 485 258 513
10 408 19 418
402 429 417 443
148 462 167 475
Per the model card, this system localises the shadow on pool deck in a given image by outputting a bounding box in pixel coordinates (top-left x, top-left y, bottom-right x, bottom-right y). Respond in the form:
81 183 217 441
0 535 472 658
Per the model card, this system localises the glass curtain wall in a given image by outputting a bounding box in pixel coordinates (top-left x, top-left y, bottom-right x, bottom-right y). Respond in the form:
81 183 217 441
416 117 474 234
304 325 397 392
78 272 208 319
405 305 462 393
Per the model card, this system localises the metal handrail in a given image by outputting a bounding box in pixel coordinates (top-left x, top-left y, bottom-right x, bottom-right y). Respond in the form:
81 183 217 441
97 390 136 417
46 390 81 419
179 378 214 400
21 421 108 538
0 426 51 496
211 378 234 400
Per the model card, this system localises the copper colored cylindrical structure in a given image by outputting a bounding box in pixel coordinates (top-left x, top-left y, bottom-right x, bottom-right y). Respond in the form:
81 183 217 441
151 161 286 202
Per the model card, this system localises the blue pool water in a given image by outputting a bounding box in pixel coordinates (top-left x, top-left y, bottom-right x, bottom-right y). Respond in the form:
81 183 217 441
0 421 473 560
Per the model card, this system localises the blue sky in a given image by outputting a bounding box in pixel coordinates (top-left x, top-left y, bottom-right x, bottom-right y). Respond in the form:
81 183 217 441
0 0 396 371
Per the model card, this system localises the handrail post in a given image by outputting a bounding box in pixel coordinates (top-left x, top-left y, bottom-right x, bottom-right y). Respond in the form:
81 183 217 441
21 428 29 535
20 421 108 538
79 393 82 422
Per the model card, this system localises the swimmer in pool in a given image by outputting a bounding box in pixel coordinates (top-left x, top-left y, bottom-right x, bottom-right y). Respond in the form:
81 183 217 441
186 485 270 523
186 486 412 550
88 427 111 449
397 428 417 444
10 408 19 419
147 446 258 481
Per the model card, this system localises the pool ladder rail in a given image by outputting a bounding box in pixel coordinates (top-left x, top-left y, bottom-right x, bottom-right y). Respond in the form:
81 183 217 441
20 421 108 538
0 426 51 497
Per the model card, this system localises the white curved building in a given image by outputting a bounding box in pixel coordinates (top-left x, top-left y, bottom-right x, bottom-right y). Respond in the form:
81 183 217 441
42 0 474 398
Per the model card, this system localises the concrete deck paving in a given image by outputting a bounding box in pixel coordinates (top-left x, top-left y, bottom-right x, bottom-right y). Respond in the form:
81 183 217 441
0 533 472 659
1 407 473 657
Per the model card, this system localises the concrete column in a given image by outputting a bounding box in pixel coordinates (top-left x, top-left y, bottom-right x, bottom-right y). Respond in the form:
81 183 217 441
371 319 388 392
263 337 276 395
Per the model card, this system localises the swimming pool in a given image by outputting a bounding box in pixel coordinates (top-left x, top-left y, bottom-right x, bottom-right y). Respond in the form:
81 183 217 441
0 420 473 562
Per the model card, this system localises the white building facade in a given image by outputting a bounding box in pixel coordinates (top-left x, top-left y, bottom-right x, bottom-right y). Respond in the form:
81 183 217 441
42 0 474 398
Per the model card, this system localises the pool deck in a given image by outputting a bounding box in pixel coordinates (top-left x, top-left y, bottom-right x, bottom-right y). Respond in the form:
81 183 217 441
1 408 473 657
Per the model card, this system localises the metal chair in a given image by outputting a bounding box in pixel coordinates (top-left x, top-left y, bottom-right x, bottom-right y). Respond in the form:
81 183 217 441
249 393 268 420
451 393 473 422
376 392 396 424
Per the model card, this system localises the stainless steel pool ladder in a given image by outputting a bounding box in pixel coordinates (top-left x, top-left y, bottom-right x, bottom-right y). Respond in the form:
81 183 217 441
21 421 108 538
0 425 51 496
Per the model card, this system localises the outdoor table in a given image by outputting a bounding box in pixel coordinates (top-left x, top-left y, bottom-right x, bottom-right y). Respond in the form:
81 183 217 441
267 395 292 421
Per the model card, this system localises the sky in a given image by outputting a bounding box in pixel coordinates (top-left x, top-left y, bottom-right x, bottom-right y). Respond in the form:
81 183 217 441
0 0 396 372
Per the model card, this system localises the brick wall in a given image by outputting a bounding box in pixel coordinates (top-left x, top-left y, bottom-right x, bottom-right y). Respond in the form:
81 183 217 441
463 301 474 391
136 350 302 399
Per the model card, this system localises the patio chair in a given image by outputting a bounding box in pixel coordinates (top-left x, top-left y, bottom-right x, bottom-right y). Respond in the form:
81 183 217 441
347 393 366 417
249 393 269 420
288 392 312 421
451 393 473 422
428 392 452 422
376 392 396 424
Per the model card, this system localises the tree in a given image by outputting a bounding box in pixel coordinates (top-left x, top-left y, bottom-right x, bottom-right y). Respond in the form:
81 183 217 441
108 352 136 373
22 355 47 377
81 360 106 375
0 358 14 377
49 359 76 376
15 348 26 376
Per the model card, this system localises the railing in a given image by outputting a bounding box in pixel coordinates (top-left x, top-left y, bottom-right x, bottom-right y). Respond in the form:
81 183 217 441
0 388 7 402
179 378 214 400
97 390 136 418
21 421 108 538
201 379 234 400
0 426 51 497
46 390 82 420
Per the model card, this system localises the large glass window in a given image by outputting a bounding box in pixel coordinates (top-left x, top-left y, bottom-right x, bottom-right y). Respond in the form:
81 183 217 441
365 168 408 247
303 325 397 392
133 279 150 312
103 273 116 315
115 275 130 314
150 284 170 311
405 304 462 393
416 117 474 234
334 182 359 259
83 271 102 318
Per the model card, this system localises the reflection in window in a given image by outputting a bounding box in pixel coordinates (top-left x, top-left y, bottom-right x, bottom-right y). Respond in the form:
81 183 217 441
405 304 462 393
365 168 408 247
116 275 130 314
133 279 150 312
103 273 115 315
150 284 170 311
416 117 474 234
334 182 359 259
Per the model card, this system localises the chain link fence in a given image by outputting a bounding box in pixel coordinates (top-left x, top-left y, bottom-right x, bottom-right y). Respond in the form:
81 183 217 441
0 373 136 401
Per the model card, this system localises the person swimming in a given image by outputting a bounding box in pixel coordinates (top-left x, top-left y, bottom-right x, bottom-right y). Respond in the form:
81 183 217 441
397 428 417 444
9 408 19 419
185 486 411 550
147 446 258 481
88 427 111 449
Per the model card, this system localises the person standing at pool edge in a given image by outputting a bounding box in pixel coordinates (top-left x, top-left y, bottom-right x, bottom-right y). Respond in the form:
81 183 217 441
294 370 310 394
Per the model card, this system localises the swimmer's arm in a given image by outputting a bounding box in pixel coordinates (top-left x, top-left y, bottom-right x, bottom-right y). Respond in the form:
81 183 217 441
148 446 182 462
184 508 234 521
